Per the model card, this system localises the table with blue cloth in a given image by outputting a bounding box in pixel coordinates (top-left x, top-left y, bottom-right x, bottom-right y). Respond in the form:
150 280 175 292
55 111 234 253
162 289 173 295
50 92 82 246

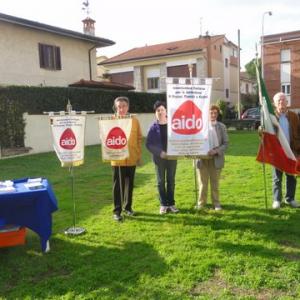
0 178 58 252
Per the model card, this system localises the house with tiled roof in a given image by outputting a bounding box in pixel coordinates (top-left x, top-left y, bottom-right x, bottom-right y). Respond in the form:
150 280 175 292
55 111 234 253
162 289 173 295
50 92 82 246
100 34 239 104
240 71 256 95
0 12 114 87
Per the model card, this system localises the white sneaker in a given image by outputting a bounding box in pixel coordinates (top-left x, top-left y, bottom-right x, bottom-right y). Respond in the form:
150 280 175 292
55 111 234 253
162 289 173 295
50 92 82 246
214 205 222 211
168 205 179 213
272 201 281 209
285 200 300 208
159 206 168 214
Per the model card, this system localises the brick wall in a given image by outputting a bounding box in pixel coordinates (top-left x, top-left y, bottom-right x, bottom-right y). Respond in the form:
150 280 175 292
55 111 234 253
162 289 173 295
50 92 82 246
264 41 300 108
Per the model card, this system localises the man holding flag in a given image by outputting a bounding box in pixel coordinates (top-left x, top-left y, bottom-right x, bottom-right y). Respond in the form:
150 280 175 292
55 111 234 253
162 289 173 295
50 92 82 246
270 92 300 209
256 67 300 209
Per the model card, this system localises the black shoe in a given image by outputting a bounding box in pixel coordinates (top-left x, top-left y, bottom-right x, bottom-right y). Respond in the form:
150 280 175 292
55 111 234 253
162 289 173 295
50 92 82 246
113 214 122 221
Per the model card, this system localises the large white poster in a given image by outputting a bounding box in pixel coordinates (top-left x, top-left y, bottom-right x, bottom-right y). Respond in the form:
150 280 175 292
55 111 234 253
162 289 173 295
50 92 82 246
50 115 86 167
99 117 132 161
167 78 212 156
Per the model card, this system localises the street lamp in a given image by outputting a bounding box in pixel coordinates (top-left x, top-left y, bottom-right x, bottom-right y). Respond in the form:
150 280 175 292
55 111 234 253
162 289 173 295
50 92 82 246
261 11 272 79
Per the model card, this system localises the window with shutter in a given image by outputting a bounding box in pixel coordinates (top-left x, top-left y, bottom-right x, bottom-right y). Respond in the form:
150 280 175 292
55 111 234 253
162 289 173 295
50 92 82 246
38 43 62 70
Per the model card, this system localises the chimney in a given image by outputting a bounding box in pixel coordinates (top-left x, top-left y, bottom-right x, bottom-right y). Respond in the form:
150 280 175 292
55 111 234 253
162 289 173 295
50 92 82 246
82 17 95 36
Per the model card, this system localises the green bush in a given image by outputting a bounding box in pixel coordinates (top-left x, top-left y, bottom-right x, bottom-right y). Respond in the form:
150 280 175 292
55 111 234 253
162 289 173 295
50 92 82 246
216 99 227 120
0 86 166 148
216 99 237 120
0 94 25 148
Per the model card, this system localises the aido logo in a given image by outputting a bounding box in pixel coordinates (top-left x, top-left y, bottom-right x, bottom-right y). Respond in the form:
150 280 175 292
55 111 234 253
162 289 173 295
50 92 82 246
60 128 77 150
171 100 203 135
106 127 127 149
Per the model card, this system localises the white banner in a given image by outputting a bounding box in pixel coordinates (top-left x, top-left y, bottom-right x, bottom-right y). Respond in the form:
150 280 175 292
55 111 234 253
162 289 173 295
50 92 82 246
167 78 212 157
50 115 86 167
99 117 132 161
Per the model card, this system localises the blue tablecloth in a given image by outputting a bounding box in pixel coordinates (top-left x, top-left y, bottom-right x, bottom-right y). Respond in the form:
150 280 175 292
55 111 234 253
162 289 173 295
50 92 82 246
0 178 58 251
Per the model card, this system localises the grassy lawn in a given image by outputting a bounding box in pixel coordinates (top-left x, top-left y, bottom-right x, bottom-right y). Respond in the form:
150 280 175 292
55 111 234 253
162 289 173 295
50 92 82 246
0 131 300 300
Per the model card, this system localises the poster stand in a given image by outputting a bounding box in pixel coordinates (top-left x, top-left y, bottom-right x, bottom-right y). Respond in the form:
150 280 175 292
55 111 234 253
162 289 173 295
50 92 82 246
44 100 94 235
98 115 133 220
166 68 220 205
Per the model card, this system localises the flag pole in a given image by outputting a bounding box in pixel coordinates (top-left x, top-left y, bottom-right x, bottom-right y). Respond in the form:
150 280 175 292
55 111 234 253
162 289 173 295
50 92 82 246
262 149 268 210
260 129 268 210
256 54 268 211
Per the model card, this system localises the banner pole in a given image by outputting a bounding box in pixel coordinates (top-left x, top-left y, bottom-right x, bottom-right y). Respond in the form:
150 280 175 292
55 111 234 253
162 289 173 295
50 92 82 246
118 166 125 216
193 161 198 205
124 177 129 211
71 166 76 229
188 63 199 205
64 166 85 235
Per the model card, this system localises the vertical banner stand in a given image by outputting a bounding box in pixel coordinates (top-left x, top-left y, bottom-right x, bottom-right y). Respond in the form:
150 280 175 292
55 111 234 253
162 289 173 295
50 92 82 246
166 72 218 208
98 115 133 221
64 101 85 235
44 100 94 236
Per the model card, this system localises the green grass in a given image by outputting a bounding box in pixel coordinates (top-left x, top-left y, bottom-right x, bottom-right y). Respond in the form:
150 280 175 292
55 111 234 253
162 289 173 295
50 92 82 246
1 132 300 300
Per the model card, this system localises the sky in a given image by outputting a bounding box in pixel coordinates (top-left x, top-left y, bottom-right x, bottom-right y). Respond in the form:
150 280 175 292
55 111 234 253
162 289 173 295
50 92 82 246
1 0 300 69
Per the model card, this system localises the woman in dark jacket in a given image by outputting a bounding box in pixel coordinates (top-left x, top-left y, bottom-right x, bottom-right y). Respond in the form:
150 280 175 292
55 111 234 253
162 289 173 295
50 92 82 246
146 101 178 214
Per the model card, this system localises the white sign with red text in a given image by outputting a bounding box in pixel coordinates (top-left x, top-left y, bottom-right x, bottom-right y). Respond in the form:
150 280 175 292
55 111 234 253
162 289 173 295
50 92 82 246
99 117 132 161
50 115 86 167
167 78 212 156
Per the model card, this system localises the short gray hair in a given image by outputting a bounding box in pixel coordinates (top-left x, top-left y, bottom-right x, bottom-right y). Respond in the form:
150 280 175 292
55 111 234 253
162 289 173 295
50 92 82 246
113 96 130 111
273 92 286 103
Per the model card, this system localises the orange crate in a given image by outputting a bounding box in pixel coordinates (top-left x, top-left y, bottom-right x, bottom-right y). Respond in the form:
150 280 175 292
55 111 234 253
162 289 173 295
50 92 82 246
0 227 26 248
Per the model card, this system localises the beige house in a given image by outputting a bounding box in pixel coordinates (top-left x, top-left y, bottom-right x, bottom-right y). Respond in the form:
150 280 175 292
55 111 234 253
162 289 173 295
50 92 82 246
240 72 256 95
96 55 109 80
0 13 114 87
100 35 239 104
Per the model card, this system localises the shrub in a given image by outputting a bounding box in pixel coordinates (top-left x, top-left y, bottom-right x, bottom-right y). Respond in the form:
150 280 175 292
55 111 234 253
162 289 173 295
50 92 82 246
0 86 166 148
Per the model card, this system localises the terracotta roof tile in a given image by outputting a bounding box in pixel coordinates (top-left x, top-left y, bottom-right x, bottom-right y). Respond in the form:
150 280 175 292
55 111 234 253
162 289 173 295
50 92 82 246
101 35 225 65
69 79 134 90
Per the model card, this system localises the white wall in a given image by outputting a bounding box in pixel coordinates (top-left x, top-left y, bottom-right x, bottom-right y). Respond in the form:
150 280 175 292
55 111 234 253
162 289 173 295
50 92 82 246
240 80 255 95
24 113 156 154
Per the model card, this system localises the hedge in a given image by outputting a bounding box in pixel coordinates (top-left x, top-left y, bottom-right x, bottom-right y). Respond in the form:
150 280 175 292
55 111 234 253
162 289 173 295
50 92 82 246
0 86 166 148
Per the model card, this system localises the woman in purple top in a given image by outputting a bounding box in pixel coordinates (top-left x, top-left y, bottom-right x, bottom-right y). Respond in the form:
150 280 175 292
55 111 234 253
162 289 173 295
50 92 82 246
146 101 178 214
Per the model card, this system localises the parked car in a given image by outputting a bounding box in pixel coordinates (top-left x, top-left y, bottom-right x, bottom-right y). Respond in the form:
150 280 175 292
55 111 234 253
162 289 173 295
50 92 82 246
241 107 261 129
241 107 260 119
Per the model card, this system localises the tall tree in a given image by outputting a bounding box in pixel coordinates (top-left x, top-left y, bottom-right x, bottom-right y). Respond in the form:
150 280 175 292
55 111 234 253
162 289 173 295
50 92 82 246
245 58 261 80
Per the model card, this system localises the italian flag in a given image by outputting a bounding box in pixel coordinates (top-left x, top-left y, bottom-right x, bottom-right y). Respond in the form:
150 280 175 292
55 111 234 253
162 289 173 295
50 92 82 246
256 66 300 175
